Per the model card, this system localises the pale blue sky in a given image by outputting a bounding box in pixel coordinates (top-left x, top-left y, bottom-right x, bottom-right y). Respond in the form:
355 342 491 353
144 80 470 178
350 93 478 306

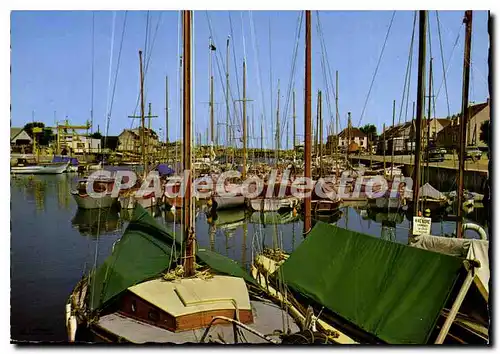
11 10 489 148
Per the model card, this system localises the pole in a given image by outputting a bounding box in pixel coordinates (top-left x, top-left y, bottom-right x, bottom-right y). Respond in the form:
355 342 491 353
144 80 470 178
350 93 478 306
276 81 280 165
304 10 312 235
383 123 386 172
138 50 146 178
335 70 340 178
226 36 230 147
426 58 433 181
166 75 169 161
319 91 323 178
242 60 247 179
209 38 215 145
390 99 396 180
293 89 296 150
457 11 473 239
315 93 319 156
412 10 427 218
182 10 195 276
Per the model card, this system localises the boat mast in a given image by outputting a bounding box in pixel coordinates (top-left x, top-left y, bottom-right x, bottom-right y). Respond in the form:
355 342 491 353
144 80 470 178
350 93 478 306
426 58 433 181
319 90 323 178
226 36 230 148
182 10 195 276
390 100 396 180
456 10 473 239
275 81 280 165
304 10 312 235
139 50 146 178
293 89 296 151
242 60 247 179
335 70 340 178
209 37 215 145
165 76 169 161
412 10 427 217
383 123 386 172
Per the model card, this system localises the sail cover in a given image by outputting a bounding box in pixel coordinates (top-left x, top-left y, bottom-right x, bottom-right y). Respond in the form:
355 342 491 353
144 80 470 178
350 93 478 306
89 205 182 312
276 222 464 344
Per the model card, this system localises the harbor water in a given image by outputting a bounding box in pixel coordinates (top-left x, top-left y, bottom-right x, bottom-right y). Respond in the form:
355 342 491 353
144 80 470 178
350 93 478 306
10 173 487 342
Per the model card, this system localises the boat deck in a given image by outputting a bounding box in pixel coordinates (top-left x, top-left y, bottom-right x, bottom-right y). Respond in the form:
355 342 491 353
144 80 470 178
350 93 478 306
96 300 299 344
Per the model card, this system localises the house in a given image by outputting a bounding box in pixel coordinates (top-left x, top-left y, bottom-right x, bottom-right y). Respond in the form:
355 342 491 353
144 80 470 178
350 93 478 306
427 118 452 140
68 136 102 154
336 127 368 151
436 100 490 150
117 128 159 153
378 121 415 155
11 127 33 146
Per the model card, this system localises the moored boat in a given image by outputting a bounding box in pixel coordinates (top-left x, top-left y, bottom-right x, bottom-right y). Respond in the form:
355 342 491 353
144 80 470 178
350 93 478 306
71 177 117 209
11 159 70 174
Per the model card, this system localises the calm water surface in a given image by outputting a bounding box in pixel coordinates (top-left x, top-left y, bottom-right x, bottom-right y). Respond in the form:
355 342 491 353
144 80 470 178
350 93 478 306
10 173 487 342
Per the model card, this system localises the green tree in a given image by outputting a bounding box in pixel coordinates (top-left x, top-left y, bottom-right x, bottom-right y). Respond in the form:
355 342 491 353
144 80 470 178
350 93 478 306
23 122 45 138
23 122 54 146
90 132 103 139
480 120 490 147
359 124 377 144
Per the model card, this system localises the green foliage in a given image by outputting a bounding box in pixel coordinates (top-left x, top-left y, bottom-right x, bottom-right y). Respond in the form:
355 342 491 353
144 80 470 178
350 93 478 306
90 132 103 139
23 122 54 146
23 122 45 138
360 124 377 142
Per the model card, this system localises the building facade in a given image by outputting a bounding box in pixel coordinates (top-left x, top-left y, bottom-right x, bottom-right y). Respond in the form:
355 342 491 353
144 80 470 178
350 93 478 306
117 128 159 153
436 100 490 150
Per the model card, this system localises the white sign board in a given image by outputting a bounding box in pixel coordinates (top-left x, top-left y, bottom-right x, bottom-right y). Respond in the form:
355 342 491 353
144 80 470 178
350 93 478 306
412 217 432 235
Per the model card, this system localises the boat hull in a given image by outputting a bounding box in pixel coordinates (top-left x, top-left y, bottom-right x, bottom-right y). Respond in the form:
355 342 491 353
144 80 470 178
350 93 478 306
11 162 69 174
212 195 245 210
247 197 300 212
71 191 117 209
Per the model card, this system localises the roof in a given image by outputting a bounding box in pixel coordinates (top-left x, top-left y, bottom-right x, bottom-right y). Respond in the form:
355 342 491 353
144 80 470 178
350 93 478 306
338 127 367 138
383 121 413 139
11 127 24 140
436 119 452 128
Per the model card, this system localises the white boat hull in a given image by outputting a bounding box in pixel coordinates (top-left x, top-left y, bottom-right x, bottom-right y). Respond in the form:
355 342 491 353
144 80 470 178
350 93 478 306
71 191 117 209
247 197 300 212
11 162 70 175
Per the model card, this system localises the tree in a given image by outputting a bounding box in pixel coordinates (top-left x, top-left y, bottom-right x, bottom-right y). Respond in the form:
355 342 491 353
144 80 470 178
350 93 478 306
23 122 45 138
23 122 54 146
359 124 377 145
90 132 103 139
480 120 490 147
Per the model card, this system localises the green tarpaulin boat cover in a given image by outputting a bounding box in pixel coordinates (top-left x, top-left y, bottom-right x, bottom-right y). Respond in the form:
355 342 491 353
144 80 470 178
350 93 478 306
89 205 182 312
276 222 464 344
89 205 256 312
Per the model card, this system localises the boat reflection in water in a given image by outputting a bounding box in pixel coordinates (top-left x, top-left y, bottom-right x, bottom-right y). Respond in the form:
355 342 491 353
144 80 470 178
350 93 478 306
71 207 122 237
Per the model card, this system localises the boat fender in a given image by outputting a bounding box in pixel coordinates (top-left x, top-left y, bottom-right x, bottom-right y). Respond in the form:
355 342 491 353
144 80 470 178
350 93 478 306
65 303 77 342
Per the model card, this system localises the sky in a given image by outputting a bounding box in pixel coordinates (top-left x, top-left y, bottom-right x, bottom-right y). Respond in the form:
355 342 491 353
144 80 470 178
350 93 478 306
10 10 490 149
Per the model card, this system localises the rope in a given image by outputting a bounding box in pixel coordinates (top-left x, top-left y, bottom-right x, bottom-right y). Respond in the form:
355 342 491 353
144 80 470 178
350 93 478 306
278 12 303 141
228 12 242 131
357 11 396 128
249 11 267 147
90 12 95 133
397 11 417 126
435 11 451 118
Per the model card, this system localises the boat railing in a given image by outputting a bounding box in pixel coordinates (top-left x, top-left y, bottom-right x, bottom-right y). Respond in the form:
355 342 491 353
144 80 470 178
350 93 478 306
199 315 280 344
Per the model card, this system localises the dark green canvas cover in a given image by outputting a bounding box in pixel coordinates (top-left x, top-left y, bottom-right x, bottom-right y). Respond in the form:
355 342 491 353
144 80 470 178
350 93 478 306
89 205 181 312
89 205 255 312
276 222 464 344
197 248 257 286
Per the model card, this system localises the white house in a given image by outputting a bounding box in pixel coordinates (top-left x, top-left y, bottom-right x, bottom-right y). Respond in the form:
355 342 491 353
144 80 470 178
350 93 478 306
11 127 33 146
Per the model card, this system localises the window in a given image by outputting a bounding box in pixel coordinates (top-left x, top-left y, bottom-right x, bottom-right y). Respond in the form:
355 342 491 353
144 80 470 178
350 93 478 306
131 300 137 313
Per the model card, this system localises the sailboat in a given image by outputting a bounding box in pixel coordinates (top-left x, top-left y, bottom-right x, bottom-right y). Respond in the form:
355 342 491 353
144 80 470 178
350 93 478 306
66 11 308 344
